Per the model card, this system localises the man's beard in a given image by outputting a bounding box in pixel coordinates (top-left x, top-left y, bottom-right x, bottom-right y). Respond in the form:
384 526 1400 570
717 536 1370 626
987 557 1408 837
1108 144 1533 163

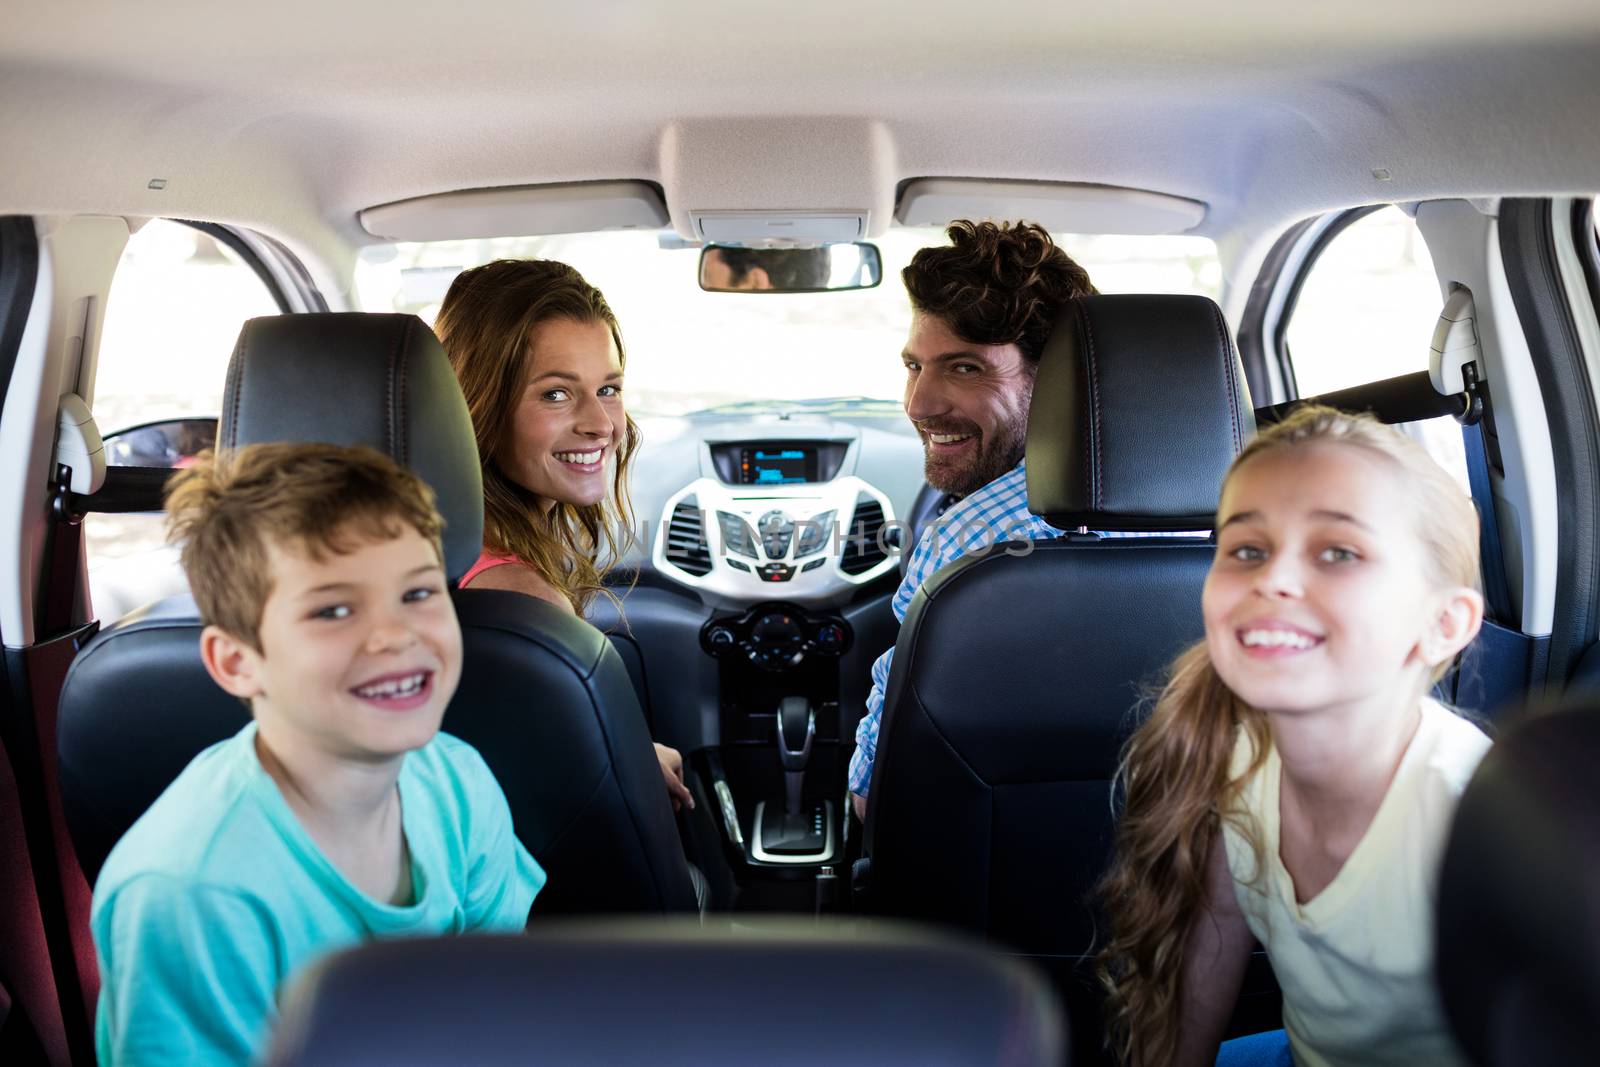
920 412 1028 497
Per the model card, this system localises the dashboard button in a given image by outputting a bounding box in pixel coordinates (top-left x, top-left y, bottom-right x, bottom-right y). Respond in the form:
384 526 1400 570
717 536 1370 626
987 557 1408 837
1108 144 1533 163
800 557 826 572
707 626 737 651
758 510 795 558
758 563 795 582
727 557 751 572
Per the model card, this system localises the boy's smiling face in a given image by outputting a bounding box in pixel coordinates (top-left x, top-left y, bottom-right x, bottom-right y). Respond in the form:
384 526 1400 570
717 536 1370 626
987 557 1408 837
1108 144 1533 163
203 525 462 764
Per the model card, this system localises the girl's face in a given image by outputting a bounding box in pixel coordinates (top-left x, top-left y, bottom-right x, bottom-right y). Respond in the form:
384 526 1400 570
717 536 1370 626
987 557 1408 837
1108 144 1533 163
1202 442 1479 720
495 317 624 511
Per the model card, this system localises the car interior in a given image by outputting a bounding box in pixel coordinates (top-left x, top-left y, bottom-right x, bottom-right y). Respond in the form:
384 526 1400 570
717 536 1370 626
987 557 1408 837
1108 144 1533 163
3 2 1600 1065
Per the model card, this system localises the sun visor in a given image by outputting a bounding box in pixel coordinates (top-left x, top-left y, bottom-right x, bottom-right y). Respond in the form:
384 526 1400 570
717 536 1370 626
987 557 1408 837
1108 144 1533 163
359 181 669 242
896 179 1206 235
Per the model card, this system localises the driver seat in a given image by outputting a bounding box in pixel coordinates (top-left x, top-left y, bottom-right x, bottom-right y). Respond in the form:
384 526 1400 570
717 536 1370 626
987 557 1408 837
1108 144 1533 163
858 294 1254 1058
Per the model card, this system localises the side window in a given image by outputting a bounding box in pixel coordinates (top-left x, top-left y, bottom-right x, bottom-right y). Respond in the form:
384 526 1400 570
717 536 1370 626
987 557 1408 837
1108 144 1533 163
85 220 281 620
1282 206 1469 493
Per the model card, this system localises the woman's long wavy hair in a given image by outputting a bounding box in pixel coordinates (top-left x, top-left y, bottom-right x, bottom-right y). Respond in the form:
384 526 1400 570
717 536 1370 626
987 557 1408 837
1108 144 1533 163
435 258 641 615
1095 405 1481 1066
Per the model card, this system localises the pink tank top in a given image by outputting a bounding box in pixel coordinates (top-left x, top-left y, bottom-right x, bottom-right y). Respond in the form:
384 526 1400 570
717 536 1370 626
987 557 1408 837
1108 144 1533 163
458 549 521 587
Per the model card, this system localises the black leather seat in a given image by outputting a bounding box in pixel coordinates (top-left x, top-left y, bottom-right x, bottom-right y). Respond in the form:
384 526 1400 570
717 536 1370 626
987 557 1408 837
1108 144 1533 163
265 920 1066 1067
1436 696 1600 1064
857 294 1253 1056
58 313 697 913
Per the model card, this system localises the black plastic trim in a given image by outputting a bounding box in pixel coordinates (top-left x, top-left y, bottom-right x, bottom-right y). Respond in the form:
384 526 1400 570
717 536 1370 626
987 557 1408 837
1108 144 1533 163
0 217 40 447
1235 215 1317 404
64 465 174 516
1499 199 1600 689
256 230 331 313
178 220 292 314
1255 370 1470 427
1575 198 1600 319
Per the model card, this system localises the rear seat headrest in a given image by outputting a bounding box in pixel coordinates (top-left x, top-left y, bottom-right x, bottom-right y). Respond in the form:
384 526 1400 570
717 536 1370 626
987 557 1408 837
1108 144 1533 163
1025 294 1254 531
220 313 483 580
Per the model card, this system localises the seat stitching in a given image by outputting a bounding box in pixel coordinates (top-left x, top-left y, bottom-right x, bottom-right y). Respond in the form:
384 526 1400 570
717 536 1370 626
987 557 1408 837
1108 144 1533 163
1211 302 1242 451
533 762 613 857
224 327 247 448
395 320 411 465
385 321 400 460
1080 307 1103 509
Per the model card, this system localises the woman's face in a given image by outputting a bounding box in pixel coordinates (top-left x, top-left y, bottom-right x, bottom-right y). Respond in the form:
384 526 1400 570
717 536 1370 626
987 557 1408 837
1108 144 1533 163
494 316 624 510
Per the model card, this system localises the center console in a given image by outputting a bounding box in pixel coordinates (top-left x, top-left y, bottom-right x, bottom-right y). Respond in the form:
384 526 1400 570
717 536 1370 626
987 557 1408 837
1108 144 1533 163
637 428 912 911
698 602 853 888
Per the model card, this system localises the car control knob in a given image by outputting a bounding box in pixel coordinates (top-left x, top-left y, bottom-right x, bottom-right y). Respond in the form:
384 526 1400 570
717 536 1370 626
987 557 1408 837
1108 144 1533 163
814 623 846 652
707 625 737 652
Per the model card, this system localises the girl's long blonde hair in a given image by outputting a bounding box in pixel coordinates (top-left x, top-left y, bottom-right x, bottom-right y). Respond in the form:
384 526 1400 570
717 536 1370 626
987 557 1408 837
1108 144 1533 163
1095 405 1481 1066
435 259 640 615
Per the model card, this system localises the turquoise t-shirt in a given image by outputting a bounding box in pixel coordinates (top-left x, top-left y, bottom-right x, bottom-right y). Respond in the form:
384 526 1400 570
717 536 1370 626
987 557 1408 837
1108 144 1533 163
91 723 545 1066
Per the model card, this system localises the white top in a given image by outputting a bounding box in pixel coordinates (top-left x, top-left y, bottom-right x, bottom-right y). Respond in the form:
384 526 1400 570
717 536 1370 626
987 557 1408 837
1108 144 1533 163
1221 698 1491 1067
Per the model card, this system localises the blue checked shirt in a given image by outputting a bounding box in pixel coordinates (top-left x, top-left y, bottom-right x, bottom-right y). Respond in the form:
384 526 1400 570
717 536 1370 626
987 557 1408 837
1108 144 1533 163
849 458 1063 796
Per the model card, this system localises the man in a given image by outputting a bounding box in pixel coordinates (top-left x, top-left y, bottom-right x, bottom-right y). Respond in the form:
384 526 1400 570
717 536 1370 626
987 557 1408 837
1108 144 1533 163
848 220 1098 820
701 245 830 291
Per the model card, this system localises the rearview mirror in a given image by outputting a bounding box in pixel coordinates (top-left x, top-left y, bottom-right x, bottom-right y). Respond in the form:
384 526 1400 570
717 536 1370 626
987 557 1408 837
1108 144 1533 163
699 243 882 294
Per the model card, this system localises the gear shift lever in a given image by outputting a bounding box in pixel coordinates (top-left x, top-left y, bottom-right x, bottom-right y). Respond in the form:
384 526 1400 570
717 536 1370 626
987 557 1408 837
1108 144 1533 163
777 696 815 816
752 696 832 863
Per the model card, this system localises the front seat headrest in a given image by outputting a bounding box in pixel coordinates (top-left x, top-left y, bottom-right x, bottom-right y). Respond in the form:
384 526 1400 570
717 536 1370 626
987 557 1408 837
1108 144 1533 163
220 313 483 580
1436 697 1600 1063
1025 294 1253 531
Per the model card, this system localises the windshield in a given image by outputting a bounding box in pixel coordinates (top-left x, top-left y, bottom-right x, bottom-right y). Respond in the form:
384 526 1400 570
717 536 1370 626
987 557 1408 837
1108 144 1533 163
354 228 1221 417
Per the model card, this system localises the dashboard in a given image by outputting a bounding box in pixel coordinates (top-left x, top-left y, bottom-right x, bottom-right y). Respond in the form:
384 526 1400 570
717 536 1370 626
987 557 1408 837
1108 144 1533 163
630 405 926 608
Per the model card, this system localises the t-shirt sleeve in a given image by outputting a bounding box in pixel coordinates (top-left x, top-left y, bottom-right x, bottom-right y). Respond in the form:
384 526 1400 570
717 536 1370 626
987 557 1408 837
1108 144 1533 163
94 874 281 1067
457 748 547 931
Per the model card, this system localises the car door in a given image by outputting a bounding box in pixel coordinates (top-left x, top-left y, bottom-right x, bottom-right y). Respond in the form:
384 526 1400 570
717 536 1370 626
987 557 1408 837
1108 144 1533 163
1238 198 1600 715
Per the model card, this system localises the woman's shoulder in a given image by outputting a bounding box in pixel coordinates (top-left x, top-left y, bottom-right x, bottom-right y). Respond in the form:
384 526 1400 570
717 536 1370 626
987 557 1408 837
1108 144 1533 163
459 554 575 613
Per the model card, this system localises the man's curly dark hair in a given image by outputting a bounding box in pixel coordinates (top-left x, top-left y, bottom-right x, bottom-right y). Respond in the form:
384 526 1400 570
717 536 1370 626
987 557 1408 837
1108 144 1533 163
901 220 1097 362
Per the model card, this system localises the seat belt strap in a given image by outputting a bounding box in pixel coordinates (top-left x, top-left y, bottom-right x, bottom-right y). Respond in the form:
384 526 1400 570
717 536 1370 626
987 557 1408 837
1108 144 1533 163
1463 419 1514 627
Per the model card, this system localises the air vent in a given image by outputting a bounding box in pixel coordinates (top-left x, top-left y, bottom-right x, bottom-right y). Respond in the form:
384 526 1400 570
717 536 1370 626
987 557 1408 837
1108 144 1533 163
840 497 888 575
665 500 713 576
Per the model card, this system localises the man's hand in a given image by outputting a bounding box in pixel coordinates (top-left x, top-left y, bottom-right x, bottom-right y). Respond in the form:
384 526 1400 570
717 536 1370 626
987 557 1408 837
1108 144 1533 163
654 743 695 812
852 792 867 823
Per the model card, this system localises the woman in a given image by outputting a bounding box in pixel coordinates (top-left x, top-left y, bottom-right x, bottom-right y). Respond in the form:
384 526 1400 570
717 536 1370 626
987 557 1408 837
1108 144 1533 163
435 258 692 811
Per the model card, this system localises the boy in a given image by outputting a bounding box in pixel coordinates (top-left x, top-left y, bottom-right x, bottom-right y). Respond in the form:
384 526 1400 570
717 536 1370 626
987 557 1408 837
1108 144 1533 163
91 442 545 1066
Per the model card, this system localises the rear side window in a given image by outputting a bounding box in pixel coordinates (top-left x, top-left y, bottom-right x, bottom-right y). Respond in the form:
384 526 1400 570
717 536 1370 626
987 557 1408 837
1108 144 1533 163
1282 206 1468 492
93 220 279 432
86 221 280 620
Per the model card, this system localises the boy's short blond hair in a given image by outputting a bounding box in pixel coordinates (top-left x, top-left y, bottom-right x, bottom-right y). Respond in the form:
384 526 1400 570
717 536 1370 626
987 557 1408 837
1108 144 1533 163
165 442 446 650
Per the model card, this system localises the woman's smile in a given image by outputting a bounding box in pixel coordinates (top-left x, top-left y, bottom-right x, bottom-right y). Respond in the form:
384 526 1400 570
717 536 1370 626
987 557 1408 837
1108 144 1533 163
552 443 608 473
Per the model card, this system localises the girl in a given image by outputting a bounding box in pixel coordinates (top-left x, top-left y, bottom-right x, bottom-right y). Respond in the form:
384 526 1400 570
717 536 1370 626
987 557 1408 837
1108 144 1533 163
1098 405 1489 1067
436 259 692 811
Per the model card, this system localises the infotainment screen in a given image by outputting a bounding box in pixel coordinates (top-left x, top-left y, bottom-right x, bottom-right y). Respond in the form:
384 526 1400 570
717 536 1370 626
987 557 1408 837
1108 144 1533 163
740 447 817 485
